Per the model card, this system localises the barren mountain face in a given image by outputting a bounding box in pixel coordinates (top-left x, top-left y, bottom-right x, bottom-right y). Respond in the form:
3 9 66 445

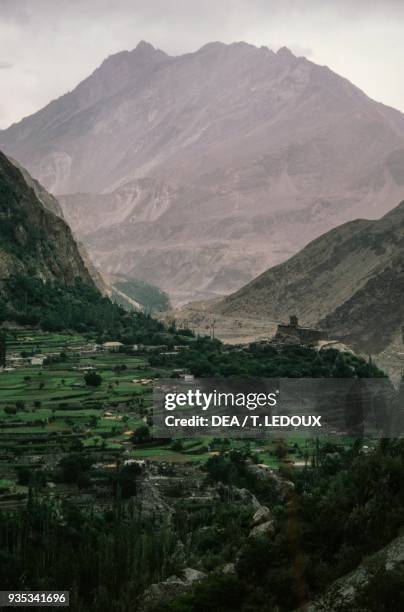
1 41 404 303
215 200 404 354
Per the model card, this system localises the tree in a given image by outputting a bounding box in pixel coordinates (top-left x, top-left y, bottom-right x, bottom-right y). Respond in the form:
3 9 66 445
0 303 6 325
57 453 93 484
132 426 150 444
0 328 6 366
84 371 102 387
113 464 141 499
16 466 32 486
171 440 184 452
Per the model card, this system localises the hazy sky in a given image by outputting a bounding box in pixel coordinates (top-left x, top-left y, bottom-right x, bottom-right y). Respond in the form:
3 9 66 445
0 0 403 128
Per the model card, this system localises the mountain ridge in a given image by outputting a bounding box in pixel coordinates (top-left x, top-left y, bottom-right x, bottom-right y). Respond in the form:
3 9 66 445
2 41 404 303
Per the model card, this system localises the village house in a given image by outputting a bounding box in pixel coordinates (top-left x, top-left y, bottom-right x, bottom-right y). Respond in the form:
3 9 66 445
180 374 195 382
6 355 31 368
102 341 124 352
31 355 45 366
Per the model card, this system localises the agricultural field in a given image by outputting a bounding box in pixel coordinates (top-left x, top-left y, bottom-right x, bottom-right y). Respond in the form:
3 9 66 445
1 331 152 445
0 328 331 509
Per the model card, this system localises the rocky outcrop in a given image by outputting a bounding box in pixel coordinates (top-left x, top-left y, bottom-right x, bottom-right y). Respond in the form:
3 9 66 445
299 534 404 611
248 505 275 539
139 567 206 611
221 562 236 575
231 486 262 510
249 520 275 539
246 462 295 501
136 477 174 518
251 505 273 527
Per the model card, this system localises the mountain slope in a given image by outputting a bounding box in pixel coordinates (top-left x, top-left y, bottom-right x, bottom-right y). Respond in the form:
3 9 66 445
2 41 404 302
214 201 404 353
0 151 94 286
9 156 64 218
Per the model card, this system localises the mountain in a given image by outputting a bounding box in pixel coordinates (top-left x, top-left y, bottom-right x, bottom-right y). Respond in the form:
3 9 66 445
214 200 404 353
2 41 404 303
0 151 94 286
8 156 108 294
9 156 64 218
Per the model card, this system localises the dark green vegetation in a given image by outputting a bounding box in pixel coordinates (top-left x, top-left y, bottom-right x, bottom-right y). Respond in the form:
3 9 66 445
155 440 404 612
151 340 384 379
113 277 170 313
0 329 382 464
1 274 167 341
0 324 395 611
0 329 173 459
2 440 404 611
0 152 93 285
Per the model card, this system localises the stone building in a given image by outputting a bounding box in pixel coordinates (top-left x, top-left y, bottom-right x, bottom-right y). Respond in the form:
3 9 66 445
274 315 328 346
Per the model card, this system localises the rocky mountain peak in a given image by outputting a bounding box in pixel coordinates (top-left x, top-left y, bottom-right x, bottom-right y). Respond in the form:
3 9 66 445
131 40 168 61
276 46 295 58
135 40 156 52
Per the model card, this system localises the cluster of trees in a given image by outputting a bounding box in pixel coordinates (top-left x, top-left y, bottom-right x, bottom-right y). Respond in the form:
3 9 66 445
54 452 143 498
1 275 167 342
2 276 382 385
205 450 277 504
2 440 404 610
156 440 404 611
0 496 181 610
113 278 170 313
55 452 94 488
151 340 385 379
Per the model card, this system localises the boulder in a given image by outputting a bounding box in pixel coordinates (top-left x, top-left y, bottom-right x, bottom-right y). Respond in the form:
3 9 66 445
249 520 275 539
139 567 206 610
232 486 261 510
222 563 236 575
182 568 206 583
251 505 273 527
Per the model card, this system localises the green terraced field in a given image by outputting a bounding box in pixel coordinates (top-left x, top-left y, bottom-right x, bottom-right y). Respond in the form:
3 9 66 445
0 328 352 500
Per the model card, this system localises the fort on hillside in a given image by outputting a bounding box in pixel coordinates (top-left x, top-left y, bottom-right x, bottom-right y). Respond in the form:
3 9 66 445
274 315 328 347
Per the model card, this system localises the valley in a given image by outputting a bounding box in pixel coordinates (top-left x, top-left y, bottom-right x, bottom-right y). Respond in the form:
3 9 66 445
1 325 399 612
1 18 404 609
